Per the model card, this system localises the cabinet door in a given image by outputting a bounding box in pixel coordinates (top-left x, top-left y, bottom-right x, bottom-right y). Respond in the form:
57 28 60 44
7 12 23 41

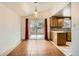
57 33 66 45
55 19 58 27
58 19 64 27
50 32 53 41
50 17 58 27
50 18 53 27
67 32 71 41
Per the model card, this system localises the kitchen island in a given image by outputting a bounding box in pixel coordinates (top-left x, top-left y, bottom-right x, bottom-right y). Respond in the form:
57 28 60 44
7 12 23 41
51 31 67 46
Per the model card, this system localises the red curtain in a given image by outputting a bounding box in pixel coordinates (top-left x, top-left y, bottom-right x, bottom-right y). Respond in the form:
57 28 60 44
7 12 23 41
45 18 48 40
25 18 29 40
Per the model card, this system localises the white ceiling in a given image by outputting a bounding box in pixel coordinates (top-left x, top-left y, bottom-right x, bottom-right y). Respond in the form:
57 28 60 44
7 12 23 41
0 2 70 16
55 3 71 16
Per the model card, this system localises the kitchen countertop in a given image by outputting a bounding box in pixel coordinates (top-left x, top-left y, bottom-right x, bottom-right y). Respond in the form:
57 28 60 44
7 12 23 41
51 31 67 33
50 28 71 32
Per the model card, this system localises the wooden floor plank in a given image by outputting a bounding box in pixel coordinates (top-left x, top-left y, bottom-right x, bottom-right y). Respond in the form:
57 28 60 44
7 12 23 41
8 40 64 56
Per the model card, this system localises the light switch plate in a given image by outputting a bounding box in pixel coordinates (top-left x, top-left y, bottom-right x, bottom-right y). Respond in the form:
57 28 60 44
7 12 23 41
73 24 76 28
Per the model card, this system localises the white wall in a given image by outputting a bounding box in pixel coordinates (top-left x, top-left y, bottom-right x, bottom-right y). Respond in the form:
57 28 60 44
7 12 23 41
71 3 79 56
21 16 26 40
63 3 71 16
0 4 21 55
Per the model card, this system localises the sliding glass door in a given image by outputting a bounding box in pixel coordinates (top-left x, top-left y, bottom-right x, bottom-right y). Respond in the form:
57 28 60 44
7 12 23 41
29 19 45 40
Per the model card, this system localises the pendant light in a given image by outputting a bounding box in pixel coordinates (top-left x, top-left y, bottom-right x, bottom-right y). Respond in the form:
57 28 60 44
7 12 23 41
34 2 38 18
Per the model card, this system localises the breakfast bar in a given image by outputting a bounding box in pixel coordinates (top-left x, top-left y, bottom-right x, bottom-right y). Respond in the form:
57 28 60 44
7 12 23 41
51 31 67 46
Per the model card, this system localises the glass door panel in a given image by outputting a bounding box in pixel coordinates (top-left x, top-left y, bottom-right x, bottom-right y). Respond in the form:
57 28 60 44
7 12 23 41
29 19 44 40
36 19 44 39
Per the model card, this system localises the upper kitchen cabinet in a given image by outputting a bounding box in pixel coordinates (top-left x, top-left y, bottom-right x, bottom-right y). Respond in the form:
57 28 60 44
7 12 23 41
50 16 71 28
50 3 71 29
50 16 58 27
50 16 64 28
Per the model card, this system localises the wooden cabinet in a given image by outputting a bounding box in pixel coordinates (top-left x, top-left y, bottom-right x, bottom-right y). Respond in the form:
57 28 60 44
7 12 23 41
52 31 66 46
66 32 71 41
50 16 64 28
57 33 66 45
50 31 53 41
58 19 64 27
50 16 58 27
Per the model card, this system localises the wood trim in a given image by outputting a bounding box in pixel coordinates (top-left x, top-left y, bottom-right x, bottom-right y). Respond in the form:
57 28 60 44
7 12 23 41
50 16 71 20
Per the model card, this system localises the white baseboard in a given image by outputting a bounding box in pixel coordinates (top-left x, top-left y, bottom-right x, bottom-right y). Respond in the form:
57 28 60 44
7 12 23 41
0 40 21 56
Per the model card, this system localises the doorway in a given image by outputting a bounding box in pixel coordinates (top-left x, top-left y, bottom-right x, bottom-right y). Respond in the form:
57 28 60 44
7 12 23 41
29 19 45 40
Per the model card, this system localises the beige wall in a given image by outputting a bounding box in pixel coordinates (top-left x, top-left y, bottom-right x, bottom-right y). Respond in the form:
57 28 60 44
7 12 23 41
0 4 21 55
47 18 50 40
71 3 79 56
21 16 26 40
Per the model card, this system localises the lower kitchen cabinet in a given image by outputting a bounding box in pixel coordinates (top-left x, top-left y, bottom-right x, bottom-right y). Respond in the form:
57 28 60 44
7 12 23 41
52 31 66 46
57 33 66 45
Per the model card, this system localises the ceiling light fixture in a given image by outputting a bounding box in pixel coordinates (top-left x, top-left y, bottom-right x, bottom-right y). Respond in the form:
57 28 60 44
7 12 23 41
34 2 38 18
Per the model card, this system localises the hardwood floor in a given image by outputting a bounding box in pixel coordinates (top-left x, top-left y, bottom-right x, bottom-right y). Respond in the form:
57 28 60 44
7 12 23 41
8 40 64 56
